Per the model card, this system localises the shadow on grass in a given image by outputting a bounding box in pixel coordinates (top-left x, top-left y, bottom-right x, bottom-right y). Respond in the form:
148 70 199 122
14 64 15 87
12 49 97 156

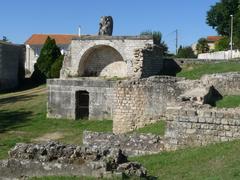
0 109 33 133
0 78 45 95
0 94 38 105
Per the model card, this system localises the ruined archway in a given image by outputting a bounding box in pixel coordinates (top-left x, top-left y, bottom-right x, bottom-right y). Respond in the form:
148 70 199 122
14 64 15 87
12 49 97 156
78 45 127 77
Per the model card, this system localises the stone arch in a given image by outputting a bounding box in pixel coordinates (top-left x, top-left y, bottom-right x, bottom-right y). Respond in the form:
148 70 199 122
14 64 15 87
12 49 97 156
78 45 127 77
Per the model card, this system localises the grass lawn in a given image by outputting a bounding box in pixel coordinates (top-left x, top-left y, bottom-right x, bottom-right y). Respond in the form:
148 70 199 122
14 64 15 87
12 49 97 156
0 85 112 159
133 120 166 136
177 61 240 79
131 140 240 180
216 95 240 108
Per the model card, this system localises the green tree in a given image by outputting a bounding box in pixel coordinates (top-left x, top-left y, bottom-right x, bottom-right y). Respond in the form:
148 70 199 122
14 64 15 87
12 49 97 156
214 37 229 51
206 0 239 36
140 30 168 55
196 38 210 54
177 46 196 58
50 55 64 78
31 37 63 82
206 0 240 49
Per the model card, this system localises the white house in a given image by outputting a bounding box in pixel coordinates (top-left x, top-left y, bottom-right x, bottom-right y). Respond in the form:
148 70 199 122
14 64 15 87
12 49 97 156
192 36 222 55
25 34 78 74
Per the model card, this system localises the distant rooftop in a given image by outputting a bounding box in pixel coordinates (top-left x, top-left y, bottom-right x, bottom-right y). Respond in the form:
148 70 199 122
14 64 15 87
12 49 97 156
207 36 222 42
25 34 79 45
25 34 153 45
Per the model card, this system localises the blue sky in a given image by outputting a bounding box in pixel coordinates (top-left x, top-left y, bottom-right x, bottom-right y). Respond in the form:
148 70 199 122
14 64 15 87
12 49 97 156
1 0 219 53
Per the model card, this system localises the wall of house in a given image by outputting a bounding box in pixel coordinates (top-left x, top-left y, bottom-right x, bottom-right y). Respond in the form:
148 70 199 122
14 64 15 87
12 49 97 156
0 43 25 91
25 44 69 74
47 78 116 120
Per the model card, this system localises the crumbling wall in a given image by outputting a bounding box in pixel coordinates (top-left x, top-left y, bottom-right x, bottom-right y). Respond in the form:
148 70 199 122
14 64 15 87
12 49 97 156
83 131 164 156
0 142 147 179
61 36 154 78
132 45 164 78
113 76 182 134
165 104 240 150
0 43 25 91
201 72 240 95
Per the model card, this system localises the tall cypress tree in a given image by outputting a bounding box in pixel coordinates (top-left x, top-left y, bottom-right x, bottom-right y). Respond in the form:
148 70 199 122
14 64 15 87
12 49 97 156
31 36 62 82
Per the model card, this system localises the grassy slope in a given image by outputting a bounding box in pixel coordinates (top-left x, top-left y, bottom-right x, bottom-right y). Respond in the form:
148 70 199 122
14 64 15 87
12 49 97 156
177 62 240 80
0 86 112 159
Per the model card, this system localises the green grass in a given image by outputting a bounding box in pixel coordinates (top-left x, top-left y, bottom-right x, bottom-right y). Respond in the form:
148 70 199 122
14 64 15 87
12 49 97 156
216 95 240 108
177 62 240 79
31 176 119 180
131 140 240 180
133 120 166 136
0 86 112 159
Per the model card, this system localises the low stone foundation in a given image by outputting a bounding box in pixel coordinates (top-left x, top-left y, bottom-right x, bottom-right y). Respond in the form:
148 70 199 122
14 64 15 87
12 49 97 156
83 131 164 156
165 104 240 150
0 142 147 179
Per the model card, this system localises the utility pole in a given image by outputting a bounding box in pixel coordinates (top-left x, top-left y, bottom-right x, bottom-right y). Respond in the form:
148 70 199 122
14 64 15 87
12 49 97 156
230 15 233 59
175 29 178 55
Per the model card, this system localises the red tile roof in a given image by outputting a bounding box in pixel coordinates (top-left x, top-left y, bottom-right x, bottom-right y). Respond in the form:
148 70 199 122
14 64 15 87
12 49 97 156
25 34 79 45
207 36 222 42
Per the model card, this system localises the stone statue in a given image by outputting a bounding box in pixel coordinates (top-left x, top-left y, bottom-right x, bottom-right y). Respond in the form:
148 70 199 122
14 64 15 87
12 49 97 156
98 16 113 36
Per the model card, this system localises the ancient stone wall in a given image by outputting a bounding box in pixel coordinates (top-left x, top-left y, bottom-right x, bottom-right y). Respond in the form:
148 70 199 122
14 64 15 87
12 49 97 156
133 45 164 78
201 72 240 95
60 36 154 78
165 104 240 150
113 76 182 134
0 43 25 91
0 141 147 179
83 131 164 156
47 78 116 120
80 45 127 77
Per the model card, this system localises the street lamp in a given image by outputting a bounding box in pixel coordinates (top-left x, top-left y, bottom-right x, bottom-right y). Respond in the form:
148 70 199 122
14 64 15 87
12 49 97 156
230 14 233 59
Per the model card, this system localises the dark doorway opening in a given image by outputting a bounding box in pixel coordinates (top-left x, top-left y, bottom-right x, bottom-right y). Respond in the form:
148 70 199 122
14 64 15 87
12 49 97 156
76 91 89 119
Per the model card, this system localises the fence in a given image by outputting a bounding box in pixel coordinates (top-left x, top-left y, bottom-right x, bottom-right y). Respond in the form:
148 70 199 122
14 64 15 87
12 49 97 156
198 50 240 60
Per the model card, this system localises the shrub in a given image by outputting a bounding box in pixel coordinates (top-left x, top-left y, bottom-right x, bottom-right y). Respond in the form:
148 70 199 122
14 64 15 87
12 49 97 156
214 37 229 51
176 46 196 58
196 38 209 54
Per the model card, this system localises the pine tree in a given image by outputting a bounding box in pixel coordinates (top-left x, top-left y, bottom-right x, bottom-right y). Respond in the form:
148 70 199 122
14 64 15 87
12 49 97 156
31 36 63 82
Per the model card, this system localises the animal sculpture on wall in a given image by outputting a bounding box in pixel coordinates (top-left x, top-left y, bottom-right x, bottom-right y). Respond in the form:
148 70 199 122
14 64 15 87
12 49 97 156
98 16 113 36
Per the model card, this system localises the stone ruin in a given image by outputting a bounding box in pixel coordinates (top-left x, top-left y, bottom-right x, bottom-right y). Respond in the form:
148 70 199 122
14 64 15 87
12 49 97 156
0 141 147 179
48 17 240 147
5 16 240 179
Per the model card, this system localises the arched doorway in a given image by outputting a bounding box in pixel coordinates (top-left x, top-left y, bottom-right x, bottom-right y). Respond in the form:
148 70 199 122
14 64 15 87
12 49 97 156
78 45 127 77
